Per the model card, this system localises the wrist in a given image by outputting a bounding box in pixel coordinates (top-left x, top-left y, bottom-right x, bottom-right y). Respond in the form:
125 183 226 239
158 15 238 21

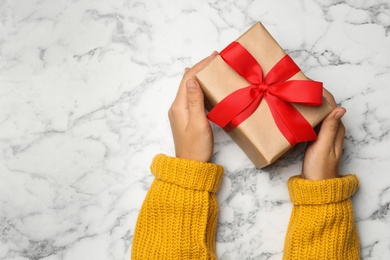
301 172 339 181
301 163 339 180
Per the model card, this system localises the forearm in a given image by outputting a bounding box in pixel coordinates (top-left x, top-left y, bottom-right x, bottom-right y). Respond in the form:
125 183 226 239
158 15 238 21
283 174 360 259
131 154 224 260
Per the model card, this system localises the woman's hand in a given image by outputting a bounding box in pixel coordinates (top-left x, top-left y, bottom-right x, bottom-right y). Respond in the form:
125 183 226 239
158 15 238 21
168 52 218 162
301 89 346 180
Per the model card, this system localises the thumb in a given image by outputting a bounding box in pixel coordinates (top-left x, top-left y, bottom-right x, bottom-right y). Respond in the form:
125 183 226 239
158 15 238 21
186 79 206 120
316 107 346 146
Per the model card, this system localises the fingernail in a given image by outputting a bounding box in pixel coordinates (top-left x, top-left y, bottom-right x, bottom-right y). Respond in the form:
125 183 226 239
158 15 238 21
211 50 218 56
334 109 346 119
186 79 197 92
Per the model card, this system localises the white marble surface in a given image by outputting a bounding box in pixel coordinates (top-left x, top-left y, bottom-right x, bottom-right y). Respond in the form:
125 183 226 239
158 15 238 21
1 0 389 259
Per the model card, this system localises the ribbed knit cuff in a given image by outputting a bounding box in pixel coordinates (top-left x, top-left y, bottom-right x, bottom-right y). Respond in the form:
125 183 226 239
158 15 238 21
288 174 359 205
150 154 224 193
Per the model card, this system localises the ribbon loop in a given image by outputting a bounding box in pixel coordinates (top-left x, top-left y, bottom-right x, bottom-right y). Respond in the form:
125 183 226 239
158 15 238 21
207 42 323 145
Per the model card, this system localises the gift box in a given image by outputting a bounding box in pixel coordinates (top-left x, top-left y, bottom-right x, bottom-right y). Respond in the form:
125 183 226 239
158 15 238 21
196 22 333 168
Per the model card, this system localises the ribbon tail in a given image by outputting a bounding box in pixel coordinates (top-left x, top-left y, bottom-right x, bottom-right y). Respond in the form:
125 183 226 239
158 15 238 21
226 93 263 131
265 94 317 146
207 86 262 129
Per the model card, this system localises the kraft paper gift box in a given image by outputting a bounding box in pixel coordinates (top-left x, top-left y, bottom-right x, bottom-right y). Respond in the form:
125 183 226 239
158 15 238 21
196 22 333 168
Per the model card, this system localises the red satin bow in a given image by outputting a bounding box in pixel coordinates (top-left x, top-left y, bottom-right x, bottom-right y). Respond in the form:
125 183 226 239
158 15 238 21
207 42 323 146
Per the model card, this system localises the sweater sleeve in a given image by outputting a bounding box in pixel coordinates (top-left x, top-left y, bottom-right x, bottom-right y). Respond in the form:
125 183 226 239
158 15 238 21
283 174 360 260
131 154 224 260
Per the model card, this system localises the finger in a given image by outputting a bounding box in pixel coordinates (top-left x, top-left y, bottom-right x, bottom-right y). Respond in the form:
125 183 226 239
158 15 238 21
174 52 218 106
186 79 207 123
185 51 218 77
316 107 346 148
334 120 346 156
322 88 337 108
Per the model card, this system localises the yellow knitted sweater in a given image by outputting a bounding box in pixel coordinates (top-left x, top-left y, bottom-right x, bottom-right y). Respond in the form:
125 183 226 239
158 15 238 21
131 154 360 259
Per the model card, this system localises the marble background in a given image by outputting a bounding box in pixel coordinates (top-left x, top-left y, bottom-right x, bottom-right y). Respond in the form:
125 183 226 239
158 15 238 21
1 0 389 259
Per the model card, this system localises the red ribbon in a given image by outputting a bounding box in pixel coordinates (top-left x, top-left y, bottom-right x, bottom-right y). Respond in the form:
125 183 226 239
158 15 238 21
207 42 323 146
